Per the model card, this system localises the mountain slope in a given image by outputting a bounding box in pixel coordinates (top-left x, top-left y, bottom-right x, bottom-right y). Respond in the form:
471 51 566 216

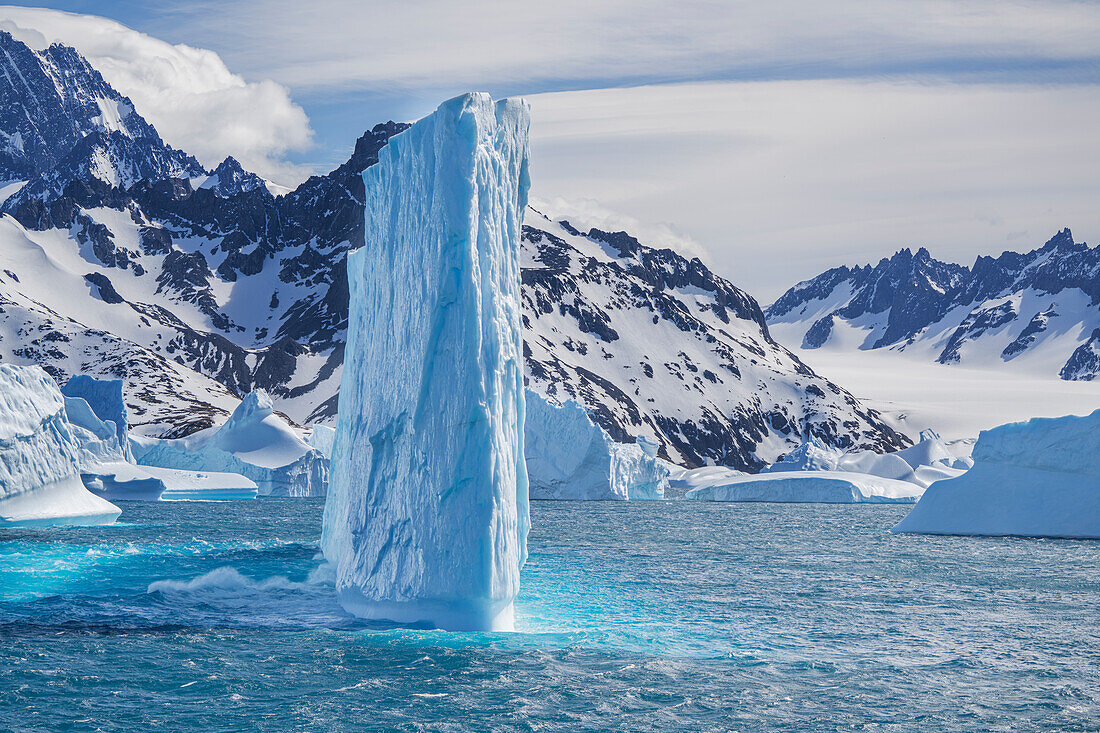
522 214 907 469
766 230 1100 380
0 33 908 468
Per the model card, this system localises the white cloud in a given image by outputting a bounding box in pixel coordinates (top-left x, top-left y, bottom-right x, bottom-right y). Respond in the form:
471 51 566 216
0 6 314 185
529 195 708 262
525 81 1100 301
153 0 1100 91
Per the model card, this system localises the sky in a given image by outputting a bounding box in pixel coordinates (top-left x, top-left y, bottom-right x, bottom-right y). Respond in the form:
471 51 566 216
1 1 1099 300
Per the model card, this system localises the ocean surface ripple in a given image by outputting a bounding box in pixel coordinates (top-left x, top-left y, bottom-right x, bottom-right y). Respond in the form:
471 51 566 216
2 500 1098 731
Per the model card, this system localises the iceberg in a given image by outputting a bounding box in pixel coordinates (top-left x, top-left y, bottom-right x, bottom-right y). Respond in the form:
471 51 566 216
764 430 968 489
322 93 531 631
60 374 254 500
62 375 133 460
132 389 326 497
61 384 165 501
0 364 120 526
685 470 923 503
666 465 747 498
308 425 335 459
141 466 258 501
893 411 1100 538
762 435 843 473
525 389 667 500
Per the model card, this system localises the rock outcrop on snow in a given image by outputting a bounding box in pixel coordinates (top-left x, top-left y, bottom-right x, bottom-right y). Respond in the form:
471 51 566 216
893 411 1100 538
0 364 120 525
323 94 531 631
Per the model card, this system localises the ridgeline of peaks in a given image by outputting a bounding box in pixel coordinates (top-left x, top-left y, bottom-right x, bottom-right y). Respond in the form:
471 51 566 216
766 229 1100 380
0 31 202 187
0 31 907 468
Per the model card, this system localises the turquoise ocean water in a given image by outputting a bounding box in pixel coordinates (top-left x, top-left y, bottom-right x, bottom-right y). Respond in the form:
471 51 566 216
2 500 1098 731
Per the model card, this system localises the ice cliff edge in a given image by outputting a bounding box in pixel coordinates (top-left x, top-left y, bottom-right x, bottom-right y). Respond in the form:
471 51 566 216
322 93 531 631
0 365 120 525
893 411 1100 538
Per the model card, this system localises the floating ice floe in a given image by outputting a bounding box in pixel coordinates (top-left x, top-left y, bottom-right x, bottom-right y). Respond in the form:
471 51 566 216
525 389 667 500
322 93 531 631
0 365 120 526
131 389 325 497
893 411 1100 538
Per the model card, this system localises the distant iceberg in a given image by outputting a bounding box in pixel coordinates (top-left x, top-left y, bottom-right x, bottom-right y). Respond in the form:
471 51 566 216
61 377 165 501
308 425 335 459
685 470 923 503
893 412 1100 538
0 365 120 526
323 93 531 631
525 389 667 500
132 389 326 497
765 430 968 489
62 375 133 461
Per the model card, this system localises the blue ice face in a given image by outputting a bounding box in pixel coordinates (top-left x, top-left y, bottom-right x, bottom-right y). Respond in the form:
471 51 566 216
323 94 531 631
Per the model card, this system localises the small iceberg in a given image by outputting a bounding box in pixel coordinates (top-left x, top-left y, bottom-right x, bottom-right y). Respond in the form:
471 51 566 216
893 411 1100 539
0 365 120 526
132 389 326 497
525 389 668 500
62 377 165 501
763 431 969 489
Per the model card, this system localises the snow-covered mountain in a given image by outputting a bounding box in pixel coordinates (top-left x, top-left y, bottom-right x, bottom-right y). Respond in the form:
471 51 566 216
0 31 202 187
522 215 906 468
767 229 1100 381
0 32 908 468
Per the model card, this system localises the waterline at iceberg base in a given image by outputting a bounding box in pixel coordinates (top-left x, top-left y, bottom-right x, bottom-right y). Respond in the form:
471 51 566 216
322 93 531 632
3 500 1098 732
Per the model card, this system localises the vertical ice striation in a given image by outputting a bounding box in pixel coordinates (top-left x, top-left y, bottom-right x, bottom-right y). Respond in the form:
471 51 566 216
322 93 531 631
525 389 668 500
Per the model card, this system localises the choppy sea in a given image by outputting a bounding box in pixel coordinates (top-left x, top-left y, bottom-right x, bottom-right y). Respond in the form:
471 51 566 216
2 500 1098 731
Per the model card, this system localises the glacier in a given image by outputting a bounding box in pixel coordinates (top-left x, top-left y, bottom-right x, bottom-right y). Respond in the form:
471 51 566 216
525 389 667 500
322 93 531 631
131 389 326 497
0 364 120 525
893 411 1100 538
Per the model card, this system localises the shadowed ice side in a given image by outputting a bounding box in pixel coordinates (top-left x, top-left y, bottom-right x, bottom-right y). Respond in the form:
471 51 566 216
0 364 120 526
322 93 531 631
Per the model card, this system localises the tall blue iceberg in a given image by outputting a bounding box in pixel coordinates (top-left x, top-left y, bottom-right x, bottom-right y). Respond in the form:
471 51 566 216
322 93 531 631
